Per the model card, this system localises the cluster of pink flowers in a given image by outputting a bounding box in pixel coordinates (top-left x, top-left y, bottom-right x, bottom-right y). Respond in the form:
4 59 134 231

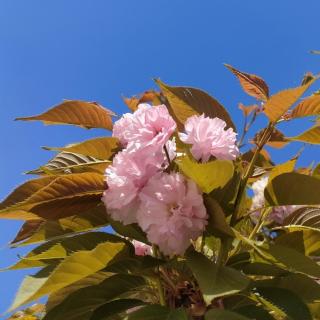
102 104 239 255
179 114 239 162
251 175 298 224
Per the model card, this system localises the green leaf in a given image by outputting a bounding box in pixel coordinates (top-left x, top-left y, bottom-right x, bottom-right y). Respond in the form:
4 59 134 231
43 274 145 320
105 255 164 276
16 100 114 130
46 272 110 312
156 79 236 131
205 309 251 320
242 262 287 277
257 273 320 303
91 299 146 320
176 155 234 194
267 244 320 277
26 152 110 175
265 172 320 206
288 125 320 144
186 250 250 304
110 219 148 243
253 287 312 320
204 196 234 238
225 64 269 101
234 305 274 320
43 137 120 160
10 241 128 311
264 80 315 122
126 305 189 320
0 172 105 220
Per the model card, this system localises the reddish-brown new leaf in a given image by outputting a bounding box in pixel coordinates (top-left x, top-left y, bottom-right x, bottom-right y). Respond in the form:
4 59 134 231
225 64 269 101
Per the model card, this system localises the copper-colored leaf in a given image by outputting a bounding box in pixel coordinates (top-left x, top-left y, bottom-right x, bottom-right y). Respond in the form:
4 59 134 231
264 80 315 122
238 103 258 117
301 72 316 85
156 79 236 131
0 176 58 220
43 137 120 160
291 95 320 119
16 100 114 130
0 172 105 220
253 127 289 148
123 90 161 111
13 205 109 246
288 125 320 144
242 149 273 168
26 152 110 175
11 220 44 244
225 64 269 101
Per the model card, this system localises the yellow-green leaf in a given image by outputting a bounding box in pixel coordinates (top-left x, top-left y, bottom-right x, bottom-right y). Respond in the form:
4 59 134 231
264 81 315 122
46 272 110 312
156 79 236 131
16 100 114 130
9 241 127 311
225 64 269 101
44 274 146 320
288 125 320 144
176 155 234 193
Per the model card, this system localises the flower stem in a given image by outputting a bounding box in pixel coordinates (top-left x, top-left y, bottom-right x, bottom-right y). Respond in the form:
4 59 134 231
163 144 171 165
231 122 274 227
152 244 166 306
248 207 272 240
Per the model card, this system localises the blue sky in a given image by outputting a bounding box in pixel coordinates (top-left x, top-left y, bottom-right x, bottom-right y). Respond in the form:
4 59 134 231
0 0 319 315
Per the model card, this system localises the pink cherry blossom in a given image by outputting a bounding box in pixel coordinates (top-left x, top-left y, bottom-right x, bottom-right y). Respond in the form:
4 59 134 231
251 175 300 224
102 141 174 225
113 104 176 150
179 114 239 162
137 172 208 256
132 240 152 256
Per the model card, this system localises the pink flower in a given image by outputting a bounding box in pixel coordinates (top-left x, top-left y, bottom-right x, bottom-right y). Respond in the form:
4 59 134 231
251 175 269 211
132 240 152 256
269 206 299 225
102 142 172 225
179 114 239 162
113 104 176 150
251 175 300 224
137 172 208 256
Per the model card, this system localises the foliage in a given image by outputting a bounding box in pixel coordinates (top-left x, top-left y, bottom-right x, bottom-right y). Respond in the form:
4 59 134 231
1 64 320 319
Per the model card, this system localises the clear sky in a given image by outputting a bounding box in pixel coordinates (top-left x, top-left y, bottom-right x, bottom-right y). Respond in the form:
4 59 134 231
0 0 319 315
